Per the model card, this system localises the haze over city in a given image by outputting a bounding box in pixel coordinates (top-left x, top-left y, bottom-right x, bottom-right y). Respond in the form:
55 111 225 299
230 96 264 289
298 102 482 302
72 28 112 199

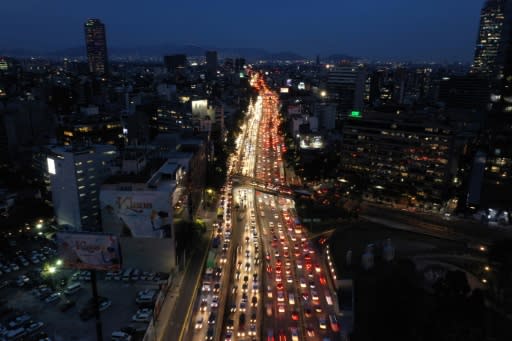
0 0 484 61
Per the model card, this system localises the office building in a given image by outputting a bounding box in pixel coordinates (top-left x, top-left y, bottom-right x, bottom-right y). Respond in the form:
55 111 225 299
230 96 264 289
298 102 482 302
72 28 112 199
84 18 108 75
471 0 512 77
468 0 512 208
164 54 187 73
339 111 458 208
47 144 118 230
205 50 218 80
438 75 490 110
327 65 365 121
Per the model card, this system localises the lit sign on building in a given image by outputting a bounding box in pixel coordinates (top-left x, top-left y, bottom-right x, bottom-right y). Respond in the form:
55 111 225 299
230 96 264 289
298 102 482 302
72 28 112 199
280 87 289 94
298 82 306 90
47 158 56 175
350 111 362 118
299 135 325 149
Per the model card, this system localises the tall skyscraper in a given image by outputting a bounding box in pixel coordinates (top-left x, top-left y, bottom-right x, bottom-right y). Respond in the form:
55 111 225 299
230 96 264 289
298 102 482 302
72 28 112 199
468 0 512 208
471 0 512 77
205 50 218 80
84 18 108 75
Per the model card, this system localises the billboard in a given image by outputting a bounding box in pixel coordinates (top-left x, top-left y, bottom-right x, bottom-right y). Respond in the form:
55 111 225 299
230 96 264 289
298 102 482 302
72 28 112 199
56 232 122 271
299 135 325 149
100 190 172 238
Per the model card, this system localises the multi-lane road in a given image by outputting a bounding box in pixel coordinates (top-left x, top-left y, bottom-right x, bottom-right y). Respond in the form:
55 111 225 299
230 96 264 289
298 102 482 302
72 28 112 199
184 74 342 341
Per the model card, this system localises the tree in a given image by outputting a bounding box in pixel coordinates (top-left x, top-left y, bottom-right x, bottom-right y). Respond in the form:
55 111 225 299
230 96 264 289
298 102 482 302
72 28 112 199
488 239 512 310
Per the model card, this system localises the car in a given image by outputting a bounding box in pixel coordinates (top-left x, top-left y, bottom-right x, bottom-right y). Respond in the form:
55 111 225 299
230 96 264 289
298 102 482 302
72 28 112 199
200 299 208 312
305 325 315 337
291 311 299 321
251 296 258 307
319 316 327 329
4 327 26 340
195 317 204 330
266 303 273 316
132 309 152 322
226 318 234 331
290 327 299 341
111 331 132 341
240 302 246 312
59 299 75 312
25 321 44 334
205 326 214 340
300 278 307 288
267 328 275 341
211 296 219 308
319 275 327 285
304 307 312 317
277 303 285 313
309 280 316 289
311 291 319 301
12 313 31 327
44 292 61 303
314 305 322 313
99 299 111 311
329 314 340 332
208 312 216 325
249 323 257 336
278 329 286 341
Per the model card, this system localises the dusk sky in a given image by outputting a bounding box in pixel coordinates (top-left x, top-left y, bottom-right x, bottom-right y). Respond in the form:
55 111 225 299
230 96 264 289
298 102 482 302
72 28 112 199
1 0 484 61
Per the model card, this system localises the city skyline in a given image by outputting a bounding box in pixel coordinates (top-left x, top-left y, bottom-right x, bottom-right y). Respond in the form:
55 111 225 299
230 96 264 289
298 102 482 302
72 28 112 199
0 0 484 61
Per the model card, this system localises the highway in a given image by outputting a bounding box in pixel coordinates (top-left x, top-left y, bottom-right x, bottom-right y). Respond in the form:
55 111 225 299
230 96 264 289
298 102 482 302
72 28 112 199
185 73 343 341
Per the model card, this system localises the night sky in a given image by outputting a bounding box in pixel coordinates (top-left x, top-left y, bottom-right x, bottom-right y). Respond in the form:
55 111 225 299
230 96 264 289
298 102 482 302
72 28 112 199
1 0 484 61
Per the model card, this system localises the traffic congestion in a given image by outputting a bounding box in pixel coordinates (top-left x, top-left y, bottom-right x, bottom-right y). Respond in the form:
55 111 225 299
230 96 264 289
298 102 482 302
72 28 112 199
187 73 342 341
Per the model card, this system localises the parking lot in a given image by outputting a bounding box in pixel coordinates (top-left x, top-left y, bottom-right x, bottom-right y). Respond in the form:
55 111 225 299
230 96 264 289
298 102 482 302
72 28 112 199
0 227 170 341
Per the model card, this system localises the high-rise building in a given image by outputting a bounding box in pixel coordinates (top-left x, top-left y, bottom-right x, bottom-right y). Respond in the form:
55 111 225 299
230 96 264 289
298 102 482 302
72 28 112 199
47 144 118 231
339 111 459 207
164 54 187 73
205 50 218 80
84 19 108 75
471 0 512 77
468 1 512 208
327 65 366 120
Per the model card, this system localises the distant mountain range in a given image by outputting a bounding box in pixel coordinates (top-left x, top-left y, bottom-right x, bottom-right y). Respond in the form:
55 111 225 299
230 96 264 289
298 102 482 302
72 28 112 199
0 44 355 62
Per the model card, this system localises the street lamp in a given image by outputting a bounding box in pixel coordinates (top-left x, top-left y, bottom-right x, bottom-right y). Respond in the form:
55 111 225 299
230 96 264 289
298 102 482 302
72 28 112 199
48 266 56 274
56 259 63 267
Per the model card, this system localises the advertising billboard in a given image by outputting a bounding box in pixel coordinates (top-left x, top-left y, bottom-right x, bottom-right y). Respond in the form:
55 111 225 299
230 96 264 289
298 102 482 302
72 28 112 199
299 134 325 149
100 190 172 238
56 232 122 271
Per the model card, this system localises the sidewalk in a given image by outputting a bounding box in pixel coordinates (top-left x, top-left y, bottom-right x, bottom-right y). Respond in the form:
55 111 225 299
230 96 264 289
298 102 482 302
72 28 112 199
153 268 186 341
149 198 218 341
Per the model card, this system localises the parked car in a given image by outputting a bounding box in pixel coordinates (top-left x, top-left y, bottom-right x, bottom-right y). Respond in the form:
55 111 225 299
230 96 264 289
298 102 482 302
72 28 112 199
132 309 152 322
58 300 75 312
44 292 61 304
